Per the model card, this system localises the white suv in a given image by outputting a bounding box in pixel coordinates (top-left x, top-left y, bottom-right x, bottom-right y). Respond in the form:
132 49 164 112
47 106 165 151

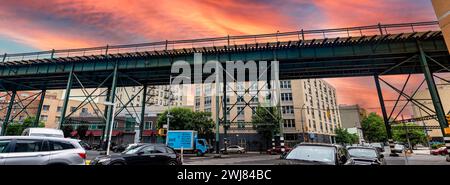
0 136 86 165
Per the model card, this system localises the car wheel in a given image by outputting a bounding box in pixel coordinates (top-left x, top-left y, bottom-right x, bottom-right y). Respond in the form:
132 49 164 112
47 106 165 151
168 160 178 165
238 151 242 154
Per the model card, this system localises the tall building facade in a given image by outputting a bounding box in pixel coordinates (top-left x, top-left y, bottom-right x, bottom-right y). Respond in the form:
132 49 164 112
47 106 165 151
115 85 186 115
431 0 450 53
194 79 342 150
339 104 366 143
411 84 450 141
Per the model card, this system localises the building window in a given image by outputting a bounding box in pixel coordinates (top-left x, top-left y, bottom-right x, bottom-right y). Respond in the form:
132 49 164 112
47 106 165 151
282 106 294 114
237 96 245 103
237 121 245 128
195 97 200 107
81 108 88 114
40 115 48 122
283 119 295 128
42 105 50 112
144 121 153 130
237 106 245 116
204 96 212 106
55 116 61 123
205 108 211 113
281 93 292 101
280 80 291 89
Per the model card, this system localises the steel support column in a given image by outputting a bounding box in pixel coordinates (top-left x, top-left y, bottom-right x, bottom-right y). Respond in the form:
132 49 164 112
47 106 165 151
104 62 119 150
418 43 448 133
139 85 147 143
59 66 74 129
222 63 228 153
34 89 46 127
215 62 221 154
374 75 396 156
1 91 16 136
418 42 450 160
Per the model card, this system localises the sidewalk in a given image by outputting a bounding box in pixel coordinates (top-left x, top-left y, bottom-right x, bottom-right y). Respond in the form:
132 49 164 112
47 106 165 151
411 147 430 155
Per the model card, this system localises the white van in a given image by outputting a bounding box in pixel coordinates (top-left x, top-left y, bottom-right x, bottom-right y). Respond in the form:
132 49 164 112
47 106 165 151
21 128 64 138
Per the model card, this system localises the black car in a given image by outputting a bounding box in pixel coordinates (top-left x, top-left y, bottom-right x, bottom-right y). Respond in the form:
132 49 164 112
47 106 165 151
279 143 354 165
112 144 129 153
91 144 182 165
347 146 386 165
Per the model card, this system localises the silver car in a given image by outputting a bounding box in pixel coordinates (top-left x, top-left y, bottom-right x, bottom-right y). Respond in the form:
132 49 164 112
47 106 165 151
0 136 86 165
220 145 246 154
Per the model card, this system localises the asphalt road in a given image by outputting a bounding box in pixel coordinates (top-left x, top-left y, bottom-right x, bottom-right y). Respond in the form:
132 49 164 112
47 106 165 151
85 148 450 165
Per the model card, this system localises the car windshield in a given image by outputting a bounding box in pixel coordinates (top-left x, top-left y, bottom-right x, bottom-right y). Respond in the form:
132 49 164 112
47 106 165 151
348 148 378 158
286 145 335 163
123 145 142 154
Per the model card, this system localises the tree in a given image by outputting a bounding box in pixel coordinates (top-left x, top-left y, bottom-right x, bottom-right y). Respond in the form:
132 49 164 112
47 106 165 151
392 123 426 148
361 112 387 142
5 117 44 135
156 107 214 135
251 106 282 149
335 128 359 145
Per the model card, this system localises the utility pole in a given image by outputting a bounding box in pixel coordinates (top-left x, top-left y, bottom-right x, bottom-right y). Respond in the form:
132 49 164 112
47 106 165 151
401 115 412 153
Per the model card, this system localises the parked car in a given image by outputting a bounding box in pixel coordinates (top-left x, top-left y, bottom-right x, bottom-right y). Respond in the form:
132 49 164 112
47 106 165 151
22 128 64 138
279 143 354 165
431 147 448 155
112 144 129 153
370 143 385 153
392 144 405 153
0 136 86 165
220 145 246 154
78 140 92 150
90 144 181 165
267 146 292 155
347 146 386 165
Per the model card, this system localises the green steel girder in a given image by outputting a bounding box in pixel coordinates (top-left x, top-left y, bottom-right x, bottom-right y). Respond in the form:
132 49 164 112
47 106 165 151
0 32 448 91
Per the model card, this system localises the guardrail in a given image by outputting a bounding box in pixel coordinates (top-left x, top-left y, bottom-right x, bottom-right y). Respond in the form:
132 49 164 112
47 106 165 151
1 21 440 63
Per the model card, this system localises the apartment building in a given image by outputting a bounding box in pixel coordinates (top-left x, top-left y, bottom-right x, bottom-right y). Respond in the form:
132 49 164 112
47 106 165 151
339 104 366 143
194 79 342 150
40 92 105 128
115 85 187 115
411 84 450 142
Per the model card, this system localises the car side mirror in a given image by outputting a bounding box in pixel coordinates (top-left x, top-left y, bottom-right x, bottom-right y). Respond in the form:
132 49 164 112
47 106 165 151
380 154 384 158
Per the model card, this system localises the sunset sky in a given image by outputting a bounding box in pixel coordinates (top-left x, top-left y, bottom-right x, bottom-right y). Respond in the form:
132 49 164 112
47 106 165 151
0 0 442 116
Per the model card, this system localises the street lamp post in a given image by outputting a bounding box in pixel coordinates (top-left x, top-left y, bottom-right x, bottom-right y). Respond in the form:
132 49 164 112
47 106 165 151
300 103 307 142
103 101 116 156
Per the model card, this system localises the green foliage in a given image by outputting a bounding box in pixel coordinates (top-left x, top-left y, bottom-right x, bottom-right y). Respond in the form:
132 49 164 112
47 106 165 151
5 117 44 136
335 128 359 145
156 107 214 135
431 143 445 149
392 123 427 148
251 106 282 147
361 112 387 142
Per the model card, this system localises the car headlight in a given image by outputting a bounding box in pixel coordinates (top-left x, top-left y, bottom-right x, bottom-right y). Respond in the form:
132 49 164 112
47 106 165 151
98 158 111 163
